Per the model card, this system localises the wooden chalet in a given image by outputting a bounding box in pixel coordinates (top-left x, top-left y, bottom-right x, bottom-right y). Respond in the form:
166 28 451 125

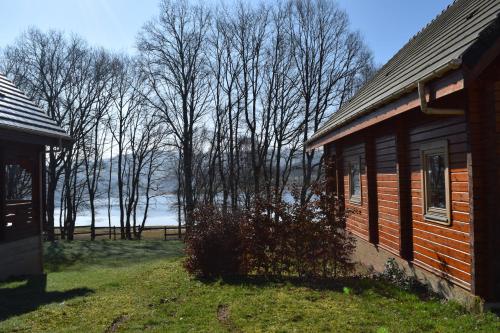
0 73 70 281
308 0 500 306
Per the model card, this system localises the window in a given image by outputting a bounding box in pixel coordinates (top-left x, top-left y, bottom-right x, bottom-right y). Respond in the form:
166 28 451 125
420 141 450 224
348 156 362 204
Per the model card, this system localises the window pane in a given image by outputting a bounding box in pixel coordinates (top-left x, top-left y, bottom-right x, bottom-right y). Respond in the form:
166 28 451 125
425 153 445 209
350 161 361 198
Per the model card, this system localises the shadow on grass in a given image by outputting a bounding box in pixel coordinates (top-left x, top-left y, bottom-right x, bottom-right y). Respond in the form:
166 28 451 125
0 278 93 322
44 240 184 272
198 274 437 301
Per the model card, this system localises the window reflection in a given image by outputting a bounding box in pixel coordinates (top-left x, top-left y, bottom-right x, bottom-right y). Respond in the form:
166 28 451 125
349 158 361 201
425 154 446 209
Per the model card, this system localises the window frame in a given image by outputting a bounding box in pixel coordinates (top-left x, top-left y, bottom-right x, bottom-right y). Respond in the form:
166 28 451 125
347 155 362 205
420 140 451 225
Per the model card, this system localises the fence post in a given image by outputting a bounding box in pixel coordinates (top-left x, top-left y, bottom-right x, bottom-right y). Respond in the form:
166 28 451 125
113 226 116 240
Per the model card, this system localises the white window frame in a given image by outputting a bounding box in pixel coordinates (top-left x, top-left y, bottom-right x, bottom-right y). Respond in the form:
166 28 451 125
420 140 451 225
347 155 362 205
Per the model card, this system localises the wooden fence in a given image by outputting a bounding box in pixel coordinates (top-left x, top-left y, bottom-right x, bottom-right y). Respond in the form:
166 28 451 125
49 225 185 241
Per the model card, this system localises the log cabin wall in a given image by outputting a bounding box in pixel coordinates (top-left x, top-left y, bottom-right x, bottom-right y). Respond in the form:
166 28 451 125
309 0 500 302
336 101 473 292
407 113 472 290
322 54 500 302
374 133 400 255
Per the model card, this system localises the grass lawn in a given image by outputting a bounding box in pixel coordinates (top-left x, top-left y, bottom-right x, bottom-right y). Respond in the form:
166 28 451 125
0 241 498 332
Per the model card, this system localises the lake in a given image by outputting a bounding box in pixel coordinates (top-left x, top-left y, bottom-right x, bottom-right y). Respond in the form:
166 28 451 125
54 195 180 227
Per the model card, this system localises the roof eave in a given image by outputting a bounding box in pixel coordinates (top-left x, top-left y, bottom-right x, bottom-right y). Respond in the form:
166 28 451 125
306 62 465 151
306 59 463 150
0 123 73 147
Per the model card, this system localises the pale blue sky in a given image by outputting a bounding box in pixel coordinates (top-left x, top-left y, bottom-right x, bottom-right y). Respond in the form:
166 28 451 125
0 0 453 65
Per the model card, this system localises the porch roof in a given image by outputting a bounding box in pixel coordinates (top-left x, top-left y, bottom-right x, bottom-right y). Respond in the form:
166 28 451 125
0 73 71 143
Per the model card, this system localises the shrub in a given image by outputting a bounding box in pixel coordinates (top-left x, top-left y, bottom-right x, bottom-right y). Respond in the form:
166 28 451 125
183 205 247 278
378 258 428 294
243 181 356 279
184 178 356 279
379 258 408 287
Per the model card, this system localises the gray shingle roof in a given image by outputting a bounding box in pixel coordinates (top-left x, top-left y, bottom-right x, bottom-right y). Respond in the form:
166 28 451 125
0 73 70 141
309 0 500 145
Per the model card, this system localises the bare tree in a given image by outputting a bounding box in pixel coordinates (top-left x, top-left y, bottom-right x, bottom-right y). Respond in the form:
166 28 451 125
107 135 114 239
231 3 269 196
0 0 374 241
1 30 123 240
107 57 143 239
2 29 82 240
81 50 116 240
288 0 373 203
136 124 168 238
60 44 113 240
138 0 211 226
123 104 164 239
265 3 302 201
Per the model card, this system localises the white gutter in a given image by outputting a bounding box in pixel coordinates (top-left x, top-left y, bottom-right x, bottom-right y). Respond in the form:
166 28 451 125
417 79 464 115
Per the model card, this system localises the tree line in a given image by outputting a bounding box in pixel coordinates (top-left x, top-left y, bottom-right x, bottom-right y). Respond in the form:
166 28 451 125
0 0 374 240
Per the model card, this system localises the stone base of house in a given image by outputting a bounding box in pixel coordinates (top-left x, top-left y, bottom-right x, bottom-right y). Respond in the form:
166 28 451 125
0 236 44 281
351 235 483 311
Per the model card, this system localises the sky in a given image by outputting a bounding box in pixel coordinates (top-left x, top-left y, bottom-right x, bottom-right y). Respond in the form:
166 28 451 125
0 0 454 66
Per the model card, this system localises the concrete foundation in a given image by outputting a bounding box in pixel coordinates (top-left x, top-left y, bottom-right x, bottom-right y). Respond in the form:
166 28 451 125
352 235 482 310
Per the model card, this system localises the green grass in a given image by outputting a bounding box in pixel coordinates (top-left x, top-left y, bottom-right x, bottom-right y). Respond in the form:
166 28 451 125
0 241 498 332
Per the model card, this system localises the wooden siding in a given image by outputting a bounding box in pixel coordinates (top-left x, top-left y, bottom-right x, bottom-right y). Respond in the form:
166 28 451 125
374 134 400 255
408 115 472 289
330 56 500 296
324 49 500 300
338 110 473 291
343 142 369 241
